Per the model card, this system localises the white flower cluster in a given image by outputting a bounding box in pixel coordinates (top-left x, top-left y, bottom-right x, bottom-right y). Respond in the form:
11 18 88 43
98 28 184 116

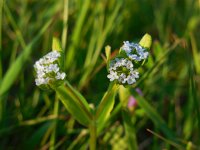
107 58 139 85
121 41 149 61
34 51 66 86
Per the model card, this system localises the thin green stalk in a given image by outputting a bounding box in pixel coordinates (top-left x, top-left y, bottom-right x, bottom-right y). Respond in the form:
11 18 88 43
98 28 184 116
147 129 184 149
0 115 59 136
89 122 97 150
67 130 88 150
50 96 59 150
62 0 68 51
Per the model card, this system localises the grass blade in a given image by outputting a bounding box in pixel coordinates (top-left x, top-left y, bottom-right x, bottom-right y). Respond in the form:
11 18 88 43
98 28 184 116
0 20 52 97
130 89 181 145
61 0 68 51
147 129 184 149
65 0 91 69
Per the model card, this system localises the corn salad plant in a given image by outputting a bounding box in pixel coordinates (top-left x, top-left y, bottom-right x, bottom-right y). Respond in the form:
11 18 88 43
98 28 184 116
1 0 200 149
32 34 151 150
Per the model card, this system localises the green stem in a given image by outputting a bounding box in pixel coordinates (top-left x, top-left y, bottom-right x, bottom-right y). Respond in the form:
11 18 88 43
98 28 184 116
89 121 97 150
50 95 59 150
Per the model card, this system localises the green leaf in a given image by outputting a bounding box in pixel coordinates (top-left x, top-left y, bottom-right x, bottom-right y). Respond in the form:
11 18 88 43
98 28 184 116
96 83 119 133
54 82 92 126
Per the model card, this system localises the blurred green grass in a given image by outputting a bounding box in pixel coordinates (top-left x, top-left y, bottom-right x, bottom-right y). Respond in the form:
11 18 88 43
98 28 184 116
0 0 200 149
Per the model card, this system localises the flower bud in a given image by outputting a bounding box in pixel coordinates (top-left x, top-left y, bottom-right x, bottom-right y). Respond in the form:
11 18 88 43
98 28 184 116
127 96 137 113
139 33 152 50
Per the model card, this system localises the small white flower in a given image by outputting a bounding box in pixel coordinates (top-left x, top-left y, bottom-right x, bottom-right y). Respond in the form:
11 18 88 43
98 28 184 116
107 71 118 81
47 64 59 73
34 51 66 87
56 72 66 80
107 58 139 85
126 77 135 85
121 41 149 61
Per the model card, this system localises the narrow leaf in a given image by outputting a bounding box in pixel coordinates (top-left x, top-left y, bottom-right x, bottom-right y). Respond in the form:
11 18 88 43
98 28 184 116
54 82 92 126
96 83 119 133
130 89 180 144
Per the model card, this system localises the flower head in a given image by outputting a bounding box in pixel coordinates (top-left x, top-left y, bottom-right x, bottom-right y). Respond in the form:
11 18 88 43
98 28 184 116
34 51 66 89
107 58 139 85
107 34 152 86
121 41 149 61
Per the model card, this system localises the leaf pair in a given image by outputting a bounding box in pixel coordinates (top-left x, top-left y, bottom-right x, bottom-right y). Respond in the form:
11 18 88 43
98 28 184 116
53 38 118 127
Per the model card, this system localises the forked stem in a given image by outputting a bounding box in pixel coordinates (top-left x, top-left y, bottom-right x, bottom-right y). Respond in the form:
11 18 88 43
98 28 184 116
89 120 97 150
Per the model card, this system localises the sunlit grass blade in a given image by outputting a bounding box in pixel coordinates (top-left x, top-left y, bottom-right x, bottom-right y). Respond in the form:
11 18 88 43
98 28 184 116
61 0 68 51
83 1 105 69
0 20 52 97
65 0 91 70
79 1 122 89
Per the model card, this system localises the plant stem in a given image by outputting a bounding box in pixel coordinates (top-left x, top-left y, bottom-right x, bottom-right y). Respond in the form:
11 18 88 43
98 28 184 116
89 121 97 150
50 95 59 150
